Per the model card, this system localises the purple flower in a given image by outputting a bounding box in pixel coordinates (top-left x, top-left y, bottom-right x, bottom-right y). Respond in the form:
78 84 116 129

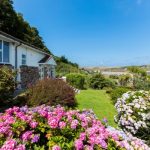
31 134 40 143
102 118 108 123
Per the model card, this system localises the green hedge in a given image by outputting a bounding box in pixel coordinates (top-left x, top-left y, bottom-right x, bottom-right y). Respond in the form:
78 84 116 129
89 74 116 89
66 73 86 89
109 87 130 104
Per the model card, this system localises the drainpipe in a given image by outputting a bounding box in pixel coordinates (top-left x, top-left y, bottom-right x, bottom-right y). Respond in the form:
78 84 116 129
15 42 22 82
15 42 22 69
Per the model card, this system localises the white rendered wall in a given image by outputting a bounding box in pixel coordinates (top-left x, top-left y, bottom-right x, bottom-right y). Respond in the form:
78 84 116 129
17 45 45 68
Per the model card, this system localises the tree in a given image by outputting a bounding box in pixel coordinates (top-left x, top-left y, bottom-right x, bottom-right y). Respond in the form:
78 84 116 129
119 74 132 87
0 0 51 53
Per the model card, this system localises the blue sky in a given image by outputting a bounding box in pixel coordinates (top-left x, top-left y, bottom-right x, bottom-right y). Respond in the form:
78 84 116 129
14 0 150 67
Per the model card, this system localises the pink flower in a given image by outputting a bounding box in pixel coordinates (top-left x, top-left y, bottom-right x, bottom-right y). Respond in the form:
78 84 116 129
71 119 79 129
14 144 26 150
84 145 93 150
1 139 17 149
52 145 61 150
22 131 32 141
48 117 59 128
79 132 86 140
59 121 66 129
75 139 83 150
29 121 38 128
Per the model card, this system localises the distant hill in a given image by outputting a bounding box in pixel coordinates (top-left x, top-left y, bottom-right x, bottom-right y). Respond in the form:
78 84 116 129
84 65 150 73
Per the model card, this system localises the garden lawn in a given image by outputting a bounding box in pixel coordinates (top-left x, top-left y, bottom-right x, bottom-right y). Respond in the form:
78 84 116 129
76 89 117 127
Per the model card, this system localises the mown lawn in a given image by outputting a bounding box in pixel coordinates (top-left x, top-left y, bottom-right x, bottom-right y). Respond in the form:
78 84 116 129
76 89 117 127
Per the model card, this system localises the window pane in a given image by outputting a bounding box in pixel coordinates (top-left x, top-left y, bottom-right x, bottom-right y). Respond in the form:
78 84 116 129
0 51 2 62
22 54 26 65
0 40 2 49
3 41 9 62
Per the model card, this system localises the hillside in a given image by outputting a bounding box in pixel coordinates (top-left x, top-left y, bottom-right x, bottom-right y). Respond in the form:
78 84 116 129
55 56 80 76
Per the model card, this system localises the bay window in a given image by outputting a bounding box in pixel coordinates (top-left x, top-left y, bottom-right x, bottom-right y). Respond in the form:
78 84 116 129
0 40 10 63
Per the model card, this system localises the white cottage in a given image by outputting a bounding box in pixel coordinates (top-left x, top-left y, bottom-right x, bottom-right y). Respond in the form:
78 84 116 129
0 31 56 88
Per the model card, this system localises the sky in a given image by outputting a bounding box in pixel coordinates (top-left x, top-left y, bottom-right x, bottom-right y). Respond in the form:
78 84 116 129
13 0 150 67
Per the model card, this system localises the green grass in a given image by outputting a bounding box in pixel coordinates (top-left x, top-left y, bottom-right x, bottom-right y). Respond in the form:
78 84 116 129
76 89 117 127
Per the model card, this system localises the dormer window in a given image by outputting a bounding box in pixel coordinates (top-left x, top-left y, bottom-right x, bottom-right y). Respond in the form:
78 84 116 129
0 40 10 63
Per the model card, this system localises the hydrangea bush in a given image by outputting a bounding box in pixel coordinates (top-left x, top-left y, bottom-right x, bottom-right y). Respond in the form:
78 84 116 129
0 105 149 150
115 91 150 145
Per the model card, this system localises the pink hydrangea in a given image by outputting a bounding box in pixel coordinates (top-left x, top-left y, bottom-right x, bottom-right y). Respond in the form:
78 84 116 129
52 145 61 150
71 119 79 129
48 117 59 128
59 121 66 129
22 131 33 141
29 121 38 128
75 139 83 150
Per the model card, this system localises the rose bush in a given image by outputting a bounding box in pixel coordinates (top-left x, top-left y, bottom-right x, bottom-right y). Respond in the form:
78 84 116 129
115 91 150 145
0 105 149 150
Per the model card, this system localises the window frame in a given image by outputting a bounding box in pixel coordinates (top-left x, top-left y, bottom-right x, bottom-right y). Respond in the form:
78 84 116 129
22 54 27 65
0 40 10 64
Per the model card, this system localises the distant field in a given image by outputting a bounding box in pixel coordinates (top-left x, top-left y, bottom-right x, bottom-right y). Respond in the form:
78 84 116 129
76 89 117 127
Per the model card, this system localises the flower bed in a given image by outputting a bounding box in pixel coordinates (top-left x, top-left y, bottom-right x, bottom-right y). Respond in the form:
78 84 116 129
115 90 150 145
0 105 149 150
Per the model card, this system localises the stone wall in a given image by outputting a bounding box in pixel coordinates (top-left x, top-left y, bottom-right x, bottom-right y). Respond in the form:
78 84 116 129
0 64 14 69
20 65 40 88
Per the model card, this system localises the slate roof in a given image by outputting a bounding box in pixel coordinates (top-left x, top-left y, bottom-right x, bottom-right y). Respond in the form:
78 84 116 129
38 55 51 63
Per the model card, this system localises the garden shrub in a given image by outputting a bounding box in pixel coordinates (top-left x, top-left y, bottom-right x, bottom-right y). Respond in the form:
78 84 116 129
0 66 16 104
115 91 150 145
0 105 149 150
109 87 130 104
28 78 77 108
66 73 86 89
133 77 150 90
89 74 116 89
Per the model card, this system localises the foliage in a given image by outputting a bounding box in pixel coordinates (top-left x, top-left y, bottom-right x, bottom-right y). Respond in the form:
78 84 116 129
109 87 130 104
109 75 119 79
0 0 50 53
0 105 149 150
55 56 79 68
56 62 80 77
127 66 147 77
132 77 150 90
66 73 86 89
27 79 77 108
0 66 16 103
118 74 132 87
115 91 150 145
89 73 116 89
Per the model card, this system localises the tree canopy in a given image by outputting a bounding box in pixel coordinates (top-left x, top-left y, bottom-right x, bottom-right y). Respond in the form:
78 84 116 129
0 0 50 53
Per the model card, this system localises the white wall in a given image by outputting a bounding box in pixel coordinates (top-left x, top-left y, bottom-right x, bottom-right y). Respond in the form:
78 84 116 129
17 45 45 67
9 43 15 67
